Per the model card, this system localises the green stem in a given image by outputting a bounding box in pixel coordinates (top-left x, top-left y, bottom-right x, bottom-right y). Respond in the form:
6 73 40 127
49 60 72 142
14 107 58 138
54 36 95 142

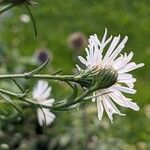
0 88 25 98
0 85 96 111
0 73 80 82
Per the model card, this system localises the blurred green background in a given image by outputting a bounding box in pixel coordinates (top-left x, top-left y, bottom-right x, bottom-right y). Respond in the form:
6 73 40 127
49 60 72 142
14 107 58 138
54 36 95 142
0 0 150 149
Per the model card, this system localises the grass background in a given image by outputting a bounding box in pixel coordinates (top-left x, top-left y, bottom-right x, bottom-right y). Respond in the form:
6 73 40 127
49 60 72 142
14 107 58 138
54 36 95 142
0 0 149 149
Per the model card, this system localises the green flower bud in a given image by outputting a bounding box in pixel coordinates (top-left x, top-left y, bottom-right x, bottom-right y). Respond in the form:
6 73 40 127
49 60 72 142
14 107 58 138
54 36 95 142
95 68 118 89
76 68 118 90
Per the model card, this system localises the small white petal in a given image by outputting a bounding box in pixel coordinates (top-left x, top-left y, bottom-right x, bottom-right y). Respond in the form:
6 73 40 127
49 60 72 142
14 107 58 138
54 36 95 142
41 98 55 106
102 96 113 123
103 35 120 62
118 78 136 83
37 108 55 126
105 36 128 65
32 81 56 126
105 95 125 116
76 64 81 71
111 85 136 94
117 73 133 80
101 28 108 44
118 63 144 73
125 82 134 88
124 52 134 64
118 78 136 88
109 92 140 111
40 87 52 100
78 56 87 65
125 99 140 111
96 97 104 121
33 80 49 100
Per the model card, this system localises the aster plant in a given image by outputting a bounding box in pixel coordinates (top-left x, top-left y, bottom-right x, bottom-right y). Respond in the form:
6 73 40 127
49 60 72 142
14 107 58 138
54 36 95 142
0 29 144 126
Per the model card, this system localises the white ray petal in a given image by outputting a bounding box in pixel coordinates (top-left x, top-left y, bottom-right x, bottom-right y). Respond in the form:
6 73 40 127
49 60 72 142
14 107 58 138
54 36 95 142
101 28 108 44
37 108 55 126
118 63 144 73
124 52 134 64
118 78 136 84
40 87 51 100
33 80 49 99
111 85 136 94
105 36 128 65
76 64 81 71
78 56 87 65
125 82 134 88
117 73 133 80
105 95 126 116
103 35 120 62
41 98 55 106
109 93 139 111
32 81 56 126
96 97 104 121
102 96 113 123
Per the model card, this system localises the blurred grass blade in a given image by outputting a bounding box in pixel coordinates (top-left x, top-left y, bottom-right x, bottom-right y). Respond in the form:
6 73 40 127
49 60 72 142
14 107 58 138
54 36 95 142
25 4 37 37
0 93 24 117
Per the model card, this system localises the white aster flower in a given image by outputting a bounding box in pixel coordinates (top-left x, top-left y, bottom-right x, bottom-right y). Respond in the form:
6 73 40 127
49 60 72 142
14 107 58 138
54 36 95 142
77 28 144 123
32 80 55 126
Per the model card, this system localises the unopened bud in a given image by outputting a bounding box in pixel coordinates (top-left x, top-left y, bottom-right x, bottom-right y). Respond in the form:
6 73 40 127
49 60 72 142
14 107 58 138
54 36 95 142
76 68 118 89
95 68 118 89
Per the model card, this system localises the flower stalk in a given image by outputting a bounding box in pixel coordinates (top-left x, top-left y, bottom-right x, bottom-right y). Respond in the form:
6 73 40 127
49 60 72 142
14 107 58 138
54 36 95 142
0 68 118 113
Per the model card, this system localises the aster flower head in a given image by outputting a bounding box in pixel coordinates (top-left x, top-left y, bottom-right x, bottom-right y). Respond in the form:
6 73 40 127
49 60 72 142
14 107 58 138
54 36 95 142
77 29 144 123
32 80 55 126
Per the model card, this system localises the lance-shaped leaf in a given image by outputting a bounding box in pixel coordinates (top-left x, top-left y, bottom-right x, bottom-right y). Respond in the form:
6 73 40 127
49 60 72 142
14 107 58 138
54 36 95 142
53 99 67 106
67 84 78 103
51 70 63 75
55 103 79 111
0 93 24 117
25 4 37 37
25 58 49 78
12 79 25 93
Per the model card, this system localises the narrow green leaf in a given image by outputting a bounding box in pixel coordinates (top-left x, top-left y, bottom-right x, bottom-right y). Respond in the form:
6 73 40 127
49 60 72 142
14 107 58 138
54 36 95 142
67 84 78 102
12 79 25 93
51 70 63 75
0 93 24 117
25 58 49 78
25 4 37 37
